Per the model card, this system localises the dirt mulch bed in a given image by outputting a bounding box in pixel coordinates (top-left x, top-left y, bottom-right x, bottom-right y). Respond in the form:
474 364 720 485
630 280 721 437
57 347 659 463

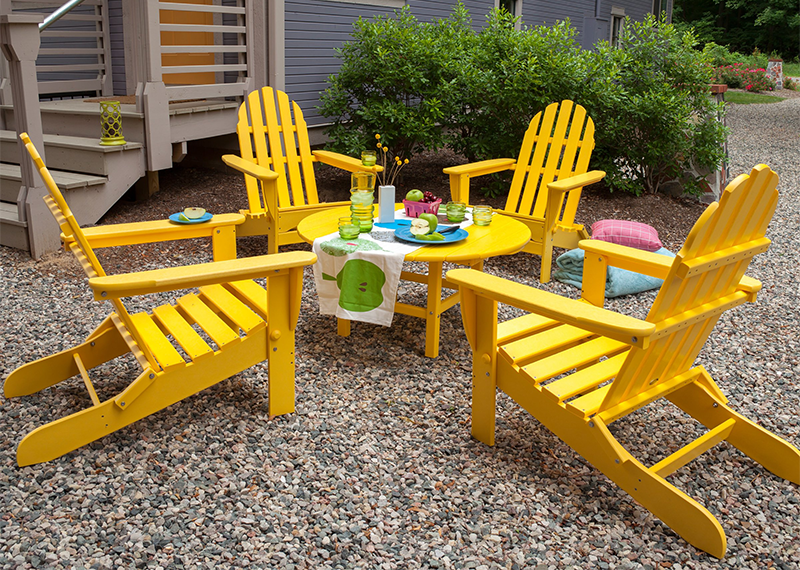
100 148 707 263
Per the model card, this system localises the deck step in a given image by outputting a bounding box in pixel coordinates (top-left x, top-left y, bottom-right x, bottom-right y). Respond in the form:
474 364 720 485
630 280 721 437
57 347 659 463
0 163 107 203
0 130 143 176
0 201 29 250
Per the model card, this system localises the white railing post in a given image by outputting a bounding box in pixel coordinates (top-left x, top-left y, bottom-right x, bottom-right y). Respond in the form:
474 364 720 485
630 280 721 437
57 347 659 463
0 9 61 257
140 0 171 170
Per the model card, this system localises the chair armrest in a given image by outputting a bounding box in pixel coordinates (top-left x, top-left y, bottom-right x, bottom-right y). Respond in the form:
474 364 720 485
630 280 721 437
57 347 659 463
89 251 317 300
579 239 673 279
222 154 280 182
446 268 655 348
443 158 516 204
547 170 606 194
443 158 516 177
312 150 383 174
75 214 245 249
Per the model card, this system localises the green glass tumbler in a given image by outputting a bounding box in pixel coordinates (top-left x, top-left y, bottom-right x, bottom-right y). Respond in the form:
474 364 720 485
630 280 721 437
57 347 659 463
446 201 466 223
472 205 493 226
338 216 361 239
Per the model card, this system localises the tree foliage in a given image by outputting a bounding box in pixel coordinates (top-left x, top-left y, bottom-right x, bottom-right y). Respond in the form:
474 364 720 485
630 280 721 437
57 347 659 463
674 0 800 60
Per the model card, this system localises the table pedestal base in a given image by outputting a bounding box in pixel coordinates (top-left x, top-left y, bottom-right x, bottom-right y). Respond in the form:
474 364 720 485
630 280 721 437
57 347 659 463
335 259 484 358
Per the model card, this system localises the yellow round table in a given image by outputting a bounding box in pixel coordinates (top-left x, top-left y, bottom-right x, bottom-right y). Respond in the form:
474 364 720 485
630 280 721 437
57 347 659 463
297 204 531 357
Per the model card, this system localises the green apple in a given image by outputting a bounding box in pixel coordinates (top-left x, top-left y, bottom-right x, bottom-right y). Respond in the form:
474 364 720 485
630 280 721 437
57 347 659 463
405 189 424 202
183 207 207 219
409 218 430 236
419 213 438 233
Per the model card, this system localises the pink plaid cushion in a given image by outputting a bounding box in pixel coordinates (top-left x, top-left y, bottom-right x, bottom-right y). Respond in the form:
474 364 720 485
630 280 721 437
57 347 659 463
591 219 663 252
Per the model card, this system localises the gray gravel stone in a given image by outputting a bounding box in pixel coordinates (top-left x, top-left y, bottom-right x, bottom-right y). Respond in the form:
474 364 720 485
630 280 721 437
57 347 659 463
1 97 799 569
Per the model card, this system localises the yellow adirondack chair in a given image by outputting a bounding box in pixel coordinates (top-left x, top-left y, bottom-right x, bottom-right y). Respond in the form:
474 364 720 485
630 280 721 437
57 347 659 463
4 134 317 466
222 86 381 253
446 165 799 558
443 100 605 283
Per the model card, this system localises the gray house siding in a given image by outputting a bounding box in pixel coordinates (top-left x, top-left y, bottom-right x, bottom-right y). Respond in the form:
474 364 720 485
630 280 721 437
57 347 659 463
285 0 495 126
109 0 126 95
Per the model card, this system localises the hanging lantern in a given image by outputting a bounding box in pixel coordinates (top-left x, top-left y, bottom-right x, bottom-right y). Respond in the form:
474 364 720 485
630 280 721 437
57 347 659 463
99 101 126 146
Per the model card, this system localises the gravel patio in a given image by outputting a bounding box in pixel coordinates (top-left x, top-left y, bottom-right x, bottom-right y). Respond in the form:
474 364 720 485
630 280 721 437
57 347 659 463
1 93 798 569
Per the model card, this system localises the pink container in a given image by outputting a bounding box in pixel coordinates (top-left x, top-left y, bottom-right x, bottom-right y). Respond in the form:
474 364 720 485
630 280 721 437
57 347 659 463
403 199 442 218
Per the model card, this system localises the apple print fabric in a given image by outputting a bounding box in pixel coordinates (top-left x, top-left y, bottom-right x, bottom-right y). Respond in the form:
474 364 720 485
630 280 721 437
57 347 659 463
312 230 422 326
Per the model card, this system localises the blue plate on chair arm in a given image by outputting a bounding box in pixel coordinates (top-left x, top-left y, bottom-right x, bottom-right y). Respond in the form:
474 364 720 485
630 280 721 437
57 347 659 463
394 227 468 245
169 212 213 224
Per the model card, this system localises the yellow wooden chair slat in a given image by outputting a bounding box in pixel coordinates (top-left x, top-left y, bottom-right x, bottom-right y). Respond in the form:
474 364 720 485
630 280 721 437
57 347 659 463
4 134 317 466
224 87 379 252
225 279 269 320
444 100 604 282
152 304 214 361
446 164 800 558
199 283 264 334
176 293 241 348
128 312 186 371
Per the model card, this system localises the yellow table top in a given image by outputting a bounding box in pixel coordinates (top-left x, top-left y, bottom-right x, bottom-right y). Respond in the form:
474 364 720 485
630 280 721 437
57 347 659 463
296 204 531 263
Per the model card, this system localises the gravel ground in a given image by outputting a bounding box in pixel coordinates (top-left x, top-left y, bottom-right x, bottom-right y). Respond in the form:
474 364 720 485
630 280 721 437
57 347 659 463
1 97 799 569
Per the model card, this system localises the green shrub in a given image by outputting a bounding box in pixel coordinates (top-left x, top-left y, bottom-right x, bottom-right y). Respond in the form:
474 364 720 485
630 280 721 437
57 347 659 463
444 11 585 163
580 15 727 195
317 5 471 161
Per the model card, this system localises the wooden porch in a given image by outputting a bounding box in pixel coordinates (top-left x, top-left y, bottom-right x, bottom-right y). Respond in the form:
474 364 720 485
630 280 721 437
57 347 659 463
0 0 268 257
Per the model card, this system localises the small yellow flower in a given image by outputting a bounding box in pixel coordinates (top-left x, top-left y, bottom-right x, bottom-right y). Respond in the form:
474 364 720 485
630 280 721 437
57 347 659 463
404 159 409 164
375 134 381 140
382 146 388 153
376 142 382 149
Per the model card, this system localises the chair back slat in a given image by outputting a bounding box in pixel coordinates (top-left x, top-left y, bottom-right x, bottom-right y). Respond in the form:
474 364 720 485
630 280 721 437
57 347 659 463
20 133 161 373
505 101 596 222
560 108 595 226
597 165 780 414
261 88 294 208
237 91 267 214
294 100 320 204
276 89 306 207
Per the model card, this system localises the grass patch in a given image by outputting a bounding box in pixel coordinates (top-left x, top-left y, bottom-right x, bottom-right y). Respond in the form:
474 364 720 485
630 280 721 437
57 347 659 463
783 62 799 77
726 92 786 104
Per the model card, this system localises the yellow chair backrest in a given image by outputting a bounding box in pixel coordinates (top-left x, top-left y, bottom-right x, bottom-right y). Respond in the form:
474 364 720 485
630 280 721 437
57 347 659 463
505 100 595 224
20 133 160 371
599 165 779 414
236 87 320 214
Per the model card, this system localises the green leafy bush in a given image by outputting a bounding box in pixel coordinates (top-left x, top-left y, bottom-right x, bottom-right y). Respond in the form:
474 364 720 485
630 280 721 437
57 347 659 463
445 11 585 163
318 5 471 161
580 15 727 195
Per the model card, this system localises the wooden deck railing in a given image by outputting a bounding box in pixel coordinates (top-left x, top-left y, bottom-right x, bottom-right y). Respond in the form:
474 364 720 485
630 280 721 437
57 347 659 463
10 0 111 98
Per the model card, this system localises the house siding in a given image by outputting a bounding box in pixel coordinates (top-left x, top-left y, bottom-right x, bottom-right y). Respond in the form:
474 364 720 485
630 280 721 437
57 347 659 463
285 0 495 126
108 0 126 95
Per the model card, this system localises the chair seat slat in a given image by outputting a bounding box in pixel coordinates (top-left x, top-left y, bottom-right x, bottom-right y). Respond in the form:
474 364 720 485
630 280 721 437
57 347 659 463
129 312 185 371
199 284 264 333
152 304 213 361
177 294 240 348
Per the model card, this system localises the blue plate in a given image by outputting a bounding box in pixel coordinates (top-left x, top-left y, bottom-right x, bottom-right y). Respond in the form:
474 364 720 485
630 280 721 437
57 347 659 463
169 212 213 224
394 226 468 245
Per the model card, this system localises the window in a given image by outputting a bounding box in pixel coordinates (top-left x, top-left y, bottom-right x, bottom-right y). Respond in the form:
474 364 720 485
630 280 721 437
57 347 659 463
496 0 522 29
610 7 625 48
653 0 664 17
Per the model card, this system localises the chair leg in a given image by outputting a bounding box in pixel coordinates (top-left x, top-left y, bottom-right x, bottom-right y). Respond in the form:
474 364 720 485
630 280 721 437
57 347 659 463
575 419 727 558
267 222 280 254
4 322 128 398
539 238 554 284
499 374 727 557
668 377 800 485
